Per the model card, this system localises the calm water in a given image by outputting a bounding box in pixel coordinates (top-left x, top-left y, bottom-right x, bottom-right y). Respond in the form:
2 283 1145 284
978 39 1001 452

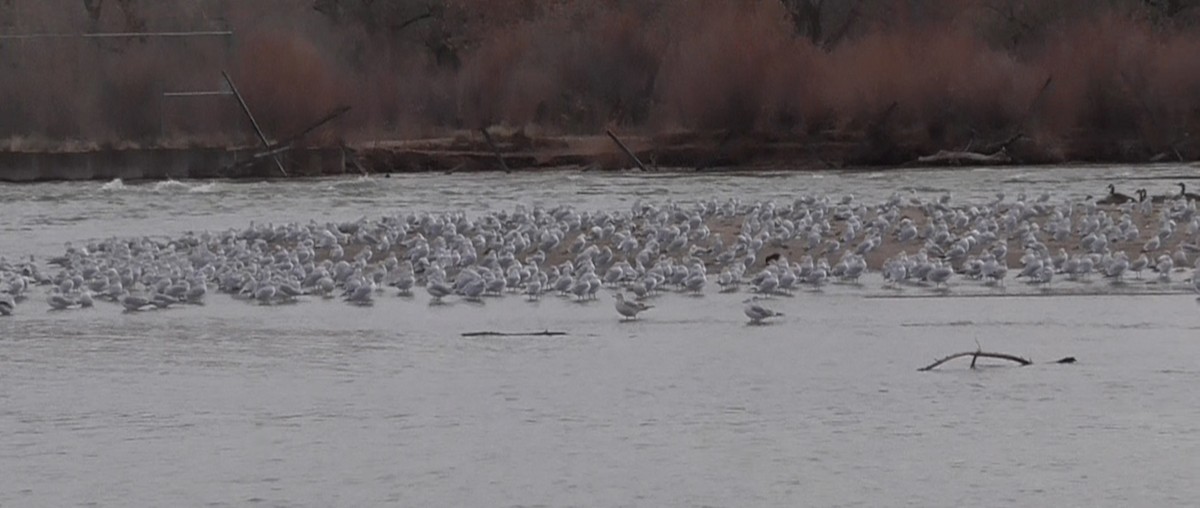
3 165 1200 506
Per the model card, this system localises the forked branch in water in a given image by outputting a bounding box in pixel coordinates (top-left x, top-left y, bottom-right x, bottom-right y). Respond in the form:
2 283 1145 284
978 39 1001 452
918 350 1032 371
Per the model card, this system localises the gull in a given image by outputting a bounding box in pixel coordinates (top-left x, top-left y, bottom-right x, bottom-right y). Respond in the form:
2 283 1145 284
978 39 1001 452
345 281 375 305
152 292 178 309
883 257 908 287
460 278 486 301
1143 235 1160 253
0 293 14 316
278 281 305 301
393 271 415 295
254 283 277 304
1035 265 1054 286
427 279 453 302
1130 254 1150 278
754 271 779 294
1105 253 1129 282
842 255 867 282
1173 247 1190 268
164 281 189 301
1156 255 1173 282
684 270 706 294
586 274 602 300
629 281 650 300
47 292 75 311
121 293 153 312
744 299 783 325
485 276 506 296
982 256 1008 287
185 282 208 304
1076 256 1095 280
316 276 336 297
807 263 829 287
570 277 591 301
717 268 740 293
614 293 652 320
926 261 953 288
525 279 543 301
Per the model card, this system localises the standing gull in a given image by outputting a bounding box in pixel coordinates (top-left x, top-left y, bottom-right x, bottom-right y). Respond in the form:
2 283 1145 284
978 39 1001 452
614 293 652 321
744 299 783 325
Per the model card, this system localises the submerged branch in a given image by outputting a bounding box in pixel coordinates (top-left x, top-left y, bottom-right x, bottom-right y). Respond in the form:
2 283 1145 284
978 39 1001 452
461 330 567 337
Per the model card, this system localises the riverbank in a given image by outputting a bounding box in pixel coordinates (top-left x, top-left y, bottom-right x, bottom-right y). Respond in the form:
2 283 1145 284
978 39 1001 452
1 129 1195 182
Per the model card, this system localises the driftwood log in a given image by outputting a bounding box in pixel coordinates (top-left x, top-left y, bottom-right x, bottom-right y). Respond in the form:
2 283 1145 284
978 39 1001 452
917 148 1012 166
461 330 567 338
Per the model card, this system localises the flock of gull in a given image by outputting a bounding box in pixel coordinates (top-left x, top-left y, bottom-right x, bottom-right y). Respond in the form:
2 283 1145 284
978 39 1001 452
2 184 1200 324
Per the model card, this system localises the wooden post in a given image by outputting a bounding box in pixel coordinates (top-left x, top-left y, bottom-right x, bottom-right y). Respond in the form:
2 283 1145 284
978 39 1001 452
606 128 649 171
479 128 512 174
221 70 288 177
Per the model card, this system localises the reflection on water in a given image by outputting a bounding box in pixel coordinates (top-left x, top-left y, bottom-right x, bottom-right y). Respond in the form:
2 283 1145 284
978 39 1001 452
2 165 1200 506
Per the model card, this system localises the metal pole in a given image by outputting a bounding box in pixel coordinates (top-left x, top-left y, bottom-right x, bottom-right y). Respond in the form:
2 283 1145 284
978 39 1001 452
221 70 287 177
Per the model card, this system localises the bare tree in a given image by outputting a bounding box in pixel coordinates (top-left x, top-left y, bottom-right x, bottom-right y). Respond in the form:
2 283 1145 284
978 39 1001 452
779 0 862 49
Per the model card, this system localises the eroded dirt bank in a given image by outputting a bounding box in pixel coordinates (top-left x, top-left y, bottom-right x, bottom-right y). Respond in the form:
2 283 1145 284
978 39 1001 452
3 128 1193 183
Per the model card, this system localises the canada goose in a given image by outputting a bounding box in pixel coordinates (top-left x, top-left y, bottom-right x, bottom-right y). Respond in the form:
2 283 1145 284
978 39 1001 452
1095 184 1135 205
1178 183 1200 201
1140 187 1173 204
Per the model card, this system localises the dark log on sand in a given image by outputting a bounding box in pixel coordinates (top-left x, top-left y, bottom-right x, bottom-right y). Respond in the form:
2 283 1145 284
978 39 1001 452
917 148 1012 166
462 330 567 337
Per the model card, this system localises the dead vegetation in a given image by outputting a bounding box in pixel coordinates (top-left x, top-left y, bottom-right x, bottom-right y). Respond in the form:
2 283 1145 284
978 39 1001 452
3 0 1200 165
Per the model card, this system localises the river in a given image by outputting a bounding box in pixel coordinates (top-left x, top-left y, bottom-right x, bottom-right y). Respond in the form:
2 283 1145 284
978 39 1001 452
2 165 1200 506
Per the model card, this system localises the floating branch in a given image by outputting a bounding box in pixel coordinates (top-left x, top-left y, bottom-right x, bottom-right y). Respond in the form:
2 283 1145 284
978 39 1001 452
918 350 1032 371
461 330 567 337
